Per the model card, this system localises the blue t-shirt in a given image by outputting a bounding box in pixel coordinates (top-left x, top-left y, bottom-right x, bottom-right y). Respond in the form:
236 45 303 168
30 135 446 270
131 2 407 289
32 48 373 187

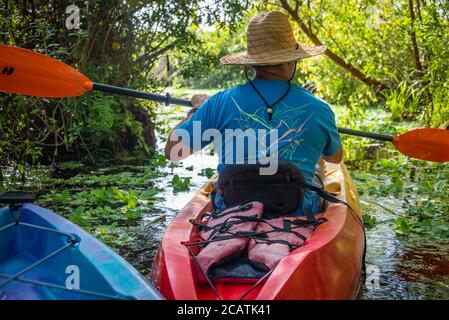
174 79 341 216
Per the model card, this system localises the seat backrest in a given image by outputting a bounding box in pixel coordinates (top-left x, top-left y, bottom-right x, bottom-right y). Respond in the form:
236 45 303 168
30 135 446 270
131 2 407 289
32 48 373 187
216 160 305 215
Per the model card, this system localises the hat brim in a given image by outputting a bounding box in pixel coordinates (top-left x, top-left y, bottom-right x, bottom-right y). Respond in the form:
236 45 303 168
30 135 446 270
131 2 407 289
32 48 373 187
220 43 326 66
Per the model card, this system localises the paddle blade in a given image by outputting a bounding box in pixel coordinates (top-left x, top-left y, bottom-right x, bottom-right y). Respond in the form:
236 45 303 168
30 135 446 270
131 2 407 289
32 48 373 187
0 45 93 98
393 128 449 163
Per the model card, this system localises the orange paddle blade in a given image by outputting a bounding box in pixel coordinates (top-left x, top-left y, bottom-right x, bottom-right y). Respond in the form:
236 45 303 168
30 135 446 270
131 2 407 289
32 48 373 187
0 45 93 98
393 128 449 163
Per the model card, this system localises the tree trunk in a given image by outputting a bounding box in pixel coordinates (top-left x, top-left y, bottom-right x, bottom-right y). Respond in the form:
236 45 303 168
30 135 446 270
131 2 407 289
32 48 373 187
408 0 424 74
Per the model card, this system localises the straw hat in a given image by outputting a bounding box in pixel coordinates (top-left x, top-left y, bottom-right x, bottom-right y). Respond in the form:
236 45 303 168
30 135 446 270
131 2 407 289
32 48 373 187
220 11 326 66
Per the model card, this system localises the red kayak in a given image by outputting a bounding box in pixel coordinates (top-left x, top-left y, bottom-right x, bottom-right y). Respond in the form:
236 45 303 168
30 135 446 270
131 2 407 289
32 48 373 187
150 162 365 300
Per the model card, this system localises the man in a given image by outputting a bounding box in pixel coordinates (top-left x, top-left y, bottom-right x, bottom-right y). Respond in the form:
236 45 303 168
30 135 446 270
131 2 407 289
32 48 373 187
165 11 342 216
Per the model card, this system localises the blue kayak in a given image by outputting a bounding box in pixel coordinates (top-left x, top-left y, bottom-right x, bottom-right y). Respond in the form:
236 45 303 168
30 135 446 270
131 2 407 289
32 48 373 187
0 191 162 300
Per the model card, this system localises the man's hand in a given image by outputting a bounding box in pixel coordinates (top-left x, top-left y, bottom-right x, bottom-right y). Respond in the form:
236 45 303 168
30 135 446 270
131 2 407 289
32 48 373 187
191 94 208 109
322 145 343 164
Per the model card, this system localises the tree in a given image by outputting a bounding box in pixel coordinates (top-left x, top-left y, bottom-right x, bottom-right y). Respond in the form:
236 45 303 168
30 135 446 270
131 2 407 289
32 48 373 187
279 0 389 92
0 0 249 167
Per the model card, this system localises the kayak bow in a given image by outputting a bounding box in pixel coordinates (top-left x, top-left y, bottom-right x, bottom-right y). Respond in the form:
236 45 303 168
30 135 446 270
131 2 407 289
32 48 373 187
0 192 162 300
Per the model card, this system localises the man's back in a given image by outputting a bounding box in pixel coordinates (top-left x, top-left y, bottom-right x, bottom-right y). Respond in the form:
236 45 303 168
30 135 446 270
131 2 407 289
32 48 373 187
176 79 341 184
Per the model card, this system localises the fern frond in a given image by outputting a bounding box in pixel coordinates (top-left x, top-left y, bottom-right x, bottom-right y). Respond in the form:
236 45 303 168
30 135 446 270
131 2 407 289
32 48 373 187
91 96 118 130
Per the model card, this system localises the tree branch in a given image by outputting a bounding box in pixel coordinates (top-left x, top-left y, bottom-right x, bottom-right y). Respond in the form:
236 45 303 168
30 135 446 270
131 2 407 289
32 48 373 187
279 0 389 92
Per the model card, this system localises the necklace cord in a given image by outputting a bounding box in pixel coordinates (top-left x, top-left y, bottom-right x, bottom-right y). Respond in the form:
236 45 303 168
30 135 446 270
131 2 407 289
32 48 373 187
245 61 297 121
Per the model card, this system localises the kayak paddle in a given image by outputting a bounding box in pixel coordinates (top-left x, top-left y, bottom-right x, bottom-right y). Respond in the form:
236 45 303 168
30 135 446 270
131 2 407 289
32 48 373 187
0 45 190 106
1 45 448 163
337 127 449 163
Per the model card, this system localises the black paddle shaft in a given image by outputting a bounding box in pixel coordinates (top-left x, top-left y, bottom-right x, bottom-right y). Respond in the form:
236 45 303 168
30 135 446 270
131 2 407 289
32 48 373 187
93 82 394 142
93 83 193 107
337 128 393 142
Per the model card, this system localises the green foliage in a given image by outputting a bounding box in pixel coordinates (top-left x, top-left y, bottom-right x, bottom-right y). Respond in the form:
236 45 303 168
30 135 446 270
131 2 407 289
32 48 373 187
170 174 191 192
0 0 249 169
59 162 82 170
199 167 215 179
353 156 449 239
396 217 411 235
174 26 247 89
380 73 425 121
363 213 377 229
90 96 119 131
177 0 449 126
25 154 168 246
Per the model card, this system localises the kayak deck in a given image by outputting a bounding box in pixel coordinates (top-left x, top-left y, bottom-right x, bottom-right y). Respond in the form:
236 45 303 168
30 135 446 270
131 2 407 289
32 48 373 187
0 203 162 300
151 162 365 300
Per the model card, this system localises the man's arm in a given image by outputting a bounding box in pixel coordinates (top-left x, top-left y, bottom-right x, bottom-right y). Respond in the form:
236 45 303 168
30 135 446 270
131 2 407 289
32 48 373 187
164 112 194 161
164 94 208 161
322 145 343 163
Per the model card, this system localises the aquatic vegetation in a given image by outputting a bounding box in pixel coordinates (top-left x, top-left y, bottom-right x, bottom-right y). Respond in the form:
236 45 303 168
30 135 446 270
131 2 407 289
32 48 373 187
352 157 449 240
170 174 191 192
199 168 215 179
0 154 168 249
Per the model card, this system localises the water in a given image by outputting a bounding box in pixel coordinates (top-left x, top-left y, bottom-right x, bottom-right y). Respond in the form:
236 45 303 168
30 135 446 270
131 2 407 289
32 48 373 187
154 148 217 218
361 198 449 299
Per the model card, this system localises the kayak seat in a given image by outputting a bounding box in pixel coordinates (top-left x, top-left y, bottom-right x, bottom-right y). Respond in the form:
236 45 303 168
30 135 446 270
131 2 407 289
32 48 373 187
208 252 267 283
216 160 307 216
215 160 328 217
